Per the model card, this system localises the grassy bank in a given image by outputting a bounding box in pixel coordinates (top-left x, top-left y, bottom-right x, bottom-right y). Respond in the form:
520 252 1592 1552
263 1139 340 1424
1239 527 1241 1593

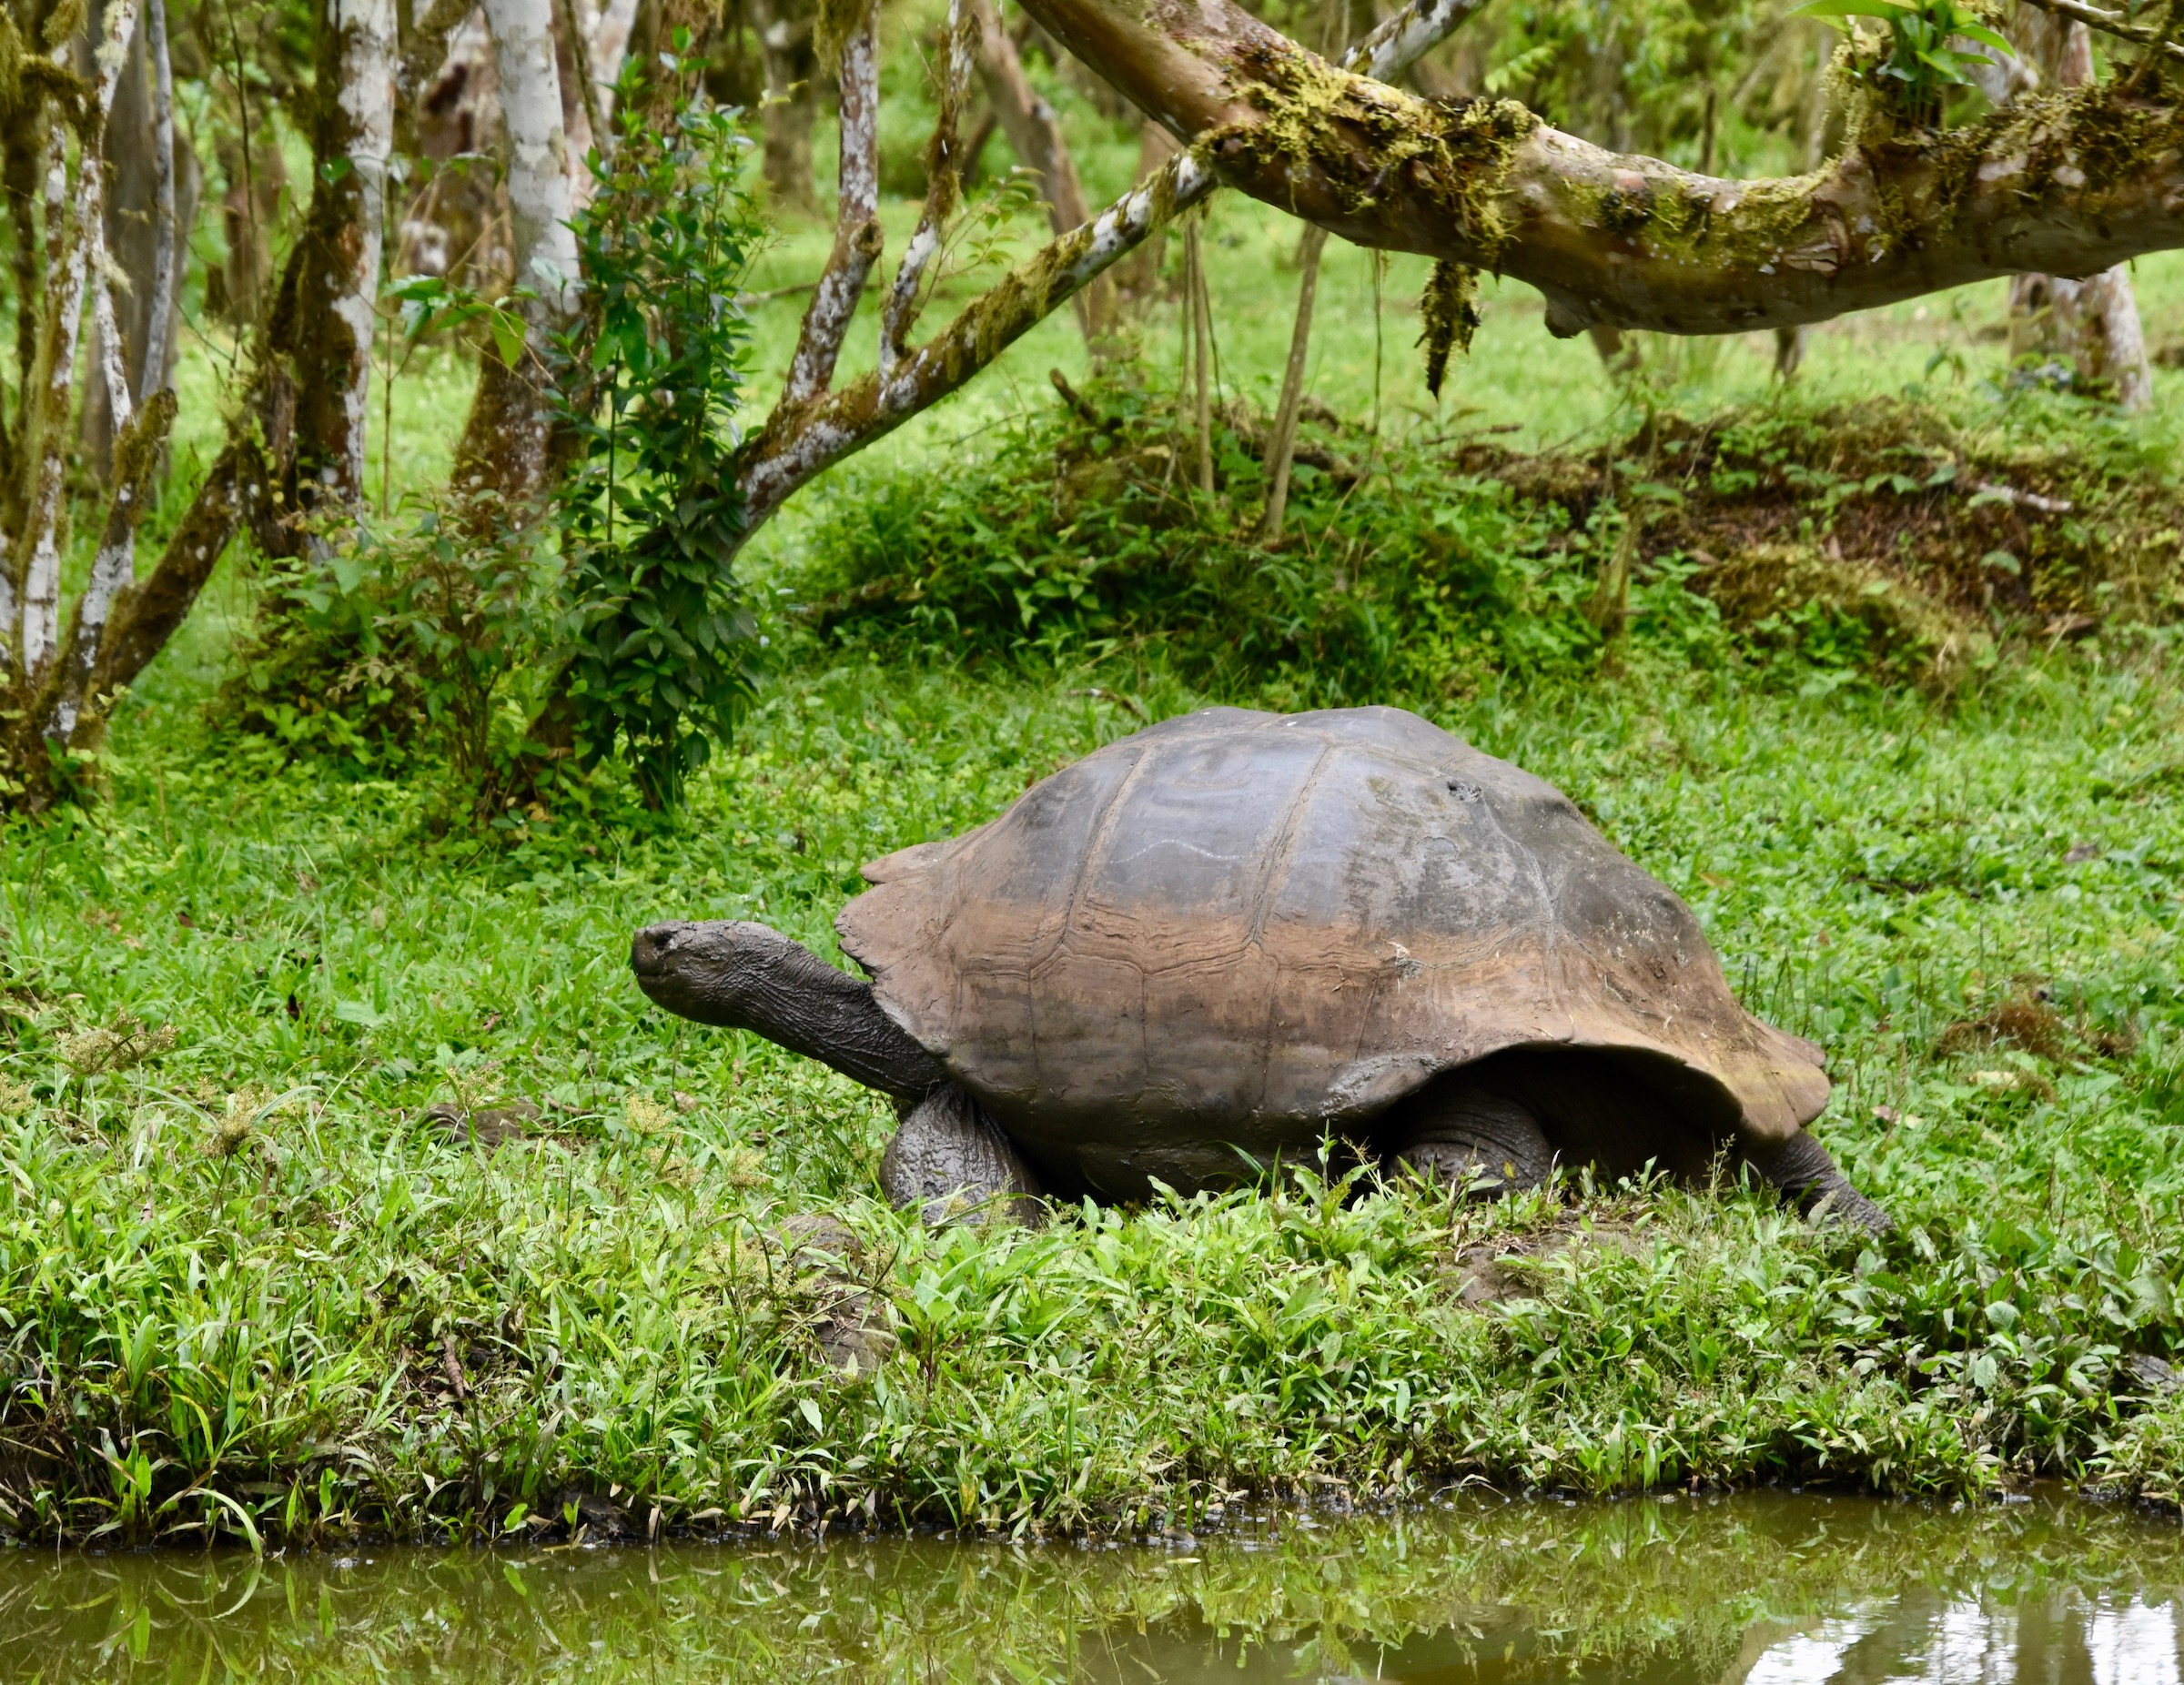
1 644 2180 1546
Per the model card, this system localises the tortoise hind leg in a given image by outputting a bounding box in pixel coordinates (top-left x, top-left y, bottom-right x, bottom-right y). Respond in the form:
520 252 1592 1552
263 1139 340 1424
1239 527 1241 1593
1750 1131 1893 1236
1383 1078 1556 1197
882 1085 1045 1226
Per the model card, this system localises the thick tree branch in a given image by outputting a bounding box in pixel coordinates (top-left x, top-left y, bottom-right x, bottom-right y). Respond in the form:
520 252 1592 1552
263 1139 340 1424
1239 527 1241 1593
1012 0 2184 337
785 0 882 402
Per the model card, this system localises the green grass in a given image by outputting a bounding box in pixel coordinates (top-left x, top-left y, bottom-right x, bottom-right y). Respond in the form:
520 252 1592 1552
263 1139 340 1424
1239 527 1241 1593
12 82 2184 1546
1 643 2181 1545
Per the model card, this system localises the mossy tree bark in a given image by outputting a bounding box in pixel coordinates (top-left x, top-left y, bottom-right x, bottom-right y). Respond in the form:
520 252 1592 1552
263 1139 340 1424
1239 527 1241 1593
268 0 397 530
967 0 1117 348
1007 0 2184 339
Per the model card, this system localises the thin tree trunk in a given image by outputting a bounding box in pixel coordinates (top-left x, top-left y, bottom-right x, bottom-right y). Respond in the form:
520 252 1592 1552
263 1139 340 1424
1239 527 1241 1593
276 0 397 515
751 0 821 216
17 0 141 686
1257 222 1325 541
2006 18 2151 409
139 0 178 404
967 0 1116 347
1186 217 1212 495
454 0 581 516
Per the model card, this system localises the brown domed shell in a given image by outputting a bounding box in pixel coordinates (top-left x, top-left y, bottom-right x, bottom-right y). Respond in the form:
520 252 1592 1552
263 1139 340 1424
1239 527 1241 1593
837 706 1827 1192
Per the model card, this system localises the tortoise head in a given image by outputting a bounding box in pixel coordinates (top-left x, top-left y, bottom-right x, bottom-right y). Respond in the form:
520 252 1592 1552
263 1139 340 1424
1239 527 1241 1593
631 920 951 1098
630 920 784 1028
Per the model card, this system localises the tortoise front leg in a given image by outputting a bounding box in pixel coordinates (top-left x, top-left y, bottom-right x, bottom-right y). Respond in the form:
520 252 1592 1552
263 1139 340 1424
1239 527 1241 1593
1749 1131 1894 1235
883 1085 1045 1226
1384 1080 1557 1197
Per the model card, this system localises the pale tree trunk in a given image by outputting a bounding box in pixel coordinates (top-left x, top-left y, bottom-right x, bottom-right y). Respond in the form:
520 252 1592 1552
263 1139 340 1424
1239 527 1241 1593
559 0 641 209
15 0 141 688
454 0 582 517
276 0 397 516
968 0 1117 346
784 0 882 404
2007 7 2152 410
81 0 196 475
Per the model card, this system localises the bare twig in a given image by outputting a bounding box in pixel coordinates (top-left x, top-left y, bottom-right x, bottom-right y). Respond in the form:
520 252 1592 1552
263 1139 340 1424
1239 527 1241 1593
2015 0 2184 63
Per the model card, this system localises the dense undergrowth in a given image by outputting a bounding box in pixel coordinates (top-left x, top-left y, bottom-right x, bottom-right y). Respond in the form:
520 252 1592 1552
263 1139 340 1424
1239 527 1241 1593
0 645 2180 1546
798 380 2184 701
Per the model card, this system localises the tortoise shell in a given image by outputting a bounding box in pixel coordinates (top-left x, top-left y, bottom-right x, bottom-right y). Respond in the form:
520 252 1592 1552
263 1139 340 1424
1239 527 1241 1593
836 706 1828 1196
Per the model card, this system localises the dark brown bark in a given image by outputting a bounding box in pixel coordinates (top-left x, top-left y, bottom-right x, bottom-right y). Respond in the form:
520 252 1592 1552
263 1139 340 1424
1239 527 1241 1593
968 0 1117 344
752 0 822 215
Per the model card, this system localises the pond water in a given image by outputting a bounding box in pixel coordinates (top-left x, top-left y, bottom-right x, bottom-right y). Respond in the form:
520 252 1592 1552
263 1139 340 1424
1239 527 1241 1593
5 1490 2183 1682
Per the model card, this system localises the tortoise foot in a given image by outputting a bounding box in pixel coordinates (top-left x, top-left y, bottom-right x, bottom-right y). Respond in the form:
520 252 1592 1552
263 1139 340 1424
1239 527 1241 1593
1753 1130 1894 1236
1387 1082 1555 1197
882 1085 1045 1226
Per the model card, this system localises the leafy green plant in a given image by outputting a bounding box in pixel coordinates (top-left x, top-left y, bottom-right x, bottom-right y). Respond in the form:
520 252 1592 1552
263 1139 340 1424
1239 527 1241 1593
1794 0 2013 128
551 51 765 809
220 499 562 822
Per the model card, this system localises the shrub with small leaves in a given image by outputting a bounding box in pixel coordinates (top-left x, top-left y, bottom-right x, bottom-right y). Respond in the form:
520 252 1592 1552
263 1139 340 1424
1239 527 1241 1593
551 50 765 809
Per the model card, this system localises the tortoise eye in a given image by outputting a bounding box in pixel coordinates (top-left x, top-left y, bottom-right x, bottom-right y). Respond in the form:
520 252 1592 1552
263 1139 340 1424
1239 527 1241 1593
1446 779 1483 803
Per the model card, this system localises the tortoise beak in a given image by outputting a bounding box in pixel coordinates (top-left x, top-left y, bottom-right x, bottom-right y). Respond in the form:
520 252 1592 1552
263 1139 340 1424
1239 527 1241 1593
631 922 700 1006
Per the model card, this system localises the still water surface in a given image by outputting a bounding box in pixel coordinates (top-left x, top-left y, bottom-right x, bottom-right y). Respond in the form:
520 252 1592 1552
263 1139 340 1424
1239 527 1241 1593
4 1491 2183 1681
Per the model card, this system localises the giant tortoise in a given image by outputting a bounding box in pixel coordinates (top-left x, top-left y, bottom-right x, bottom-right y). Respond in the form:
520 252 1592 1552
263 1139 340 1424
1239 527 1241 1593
632 706 1888 1232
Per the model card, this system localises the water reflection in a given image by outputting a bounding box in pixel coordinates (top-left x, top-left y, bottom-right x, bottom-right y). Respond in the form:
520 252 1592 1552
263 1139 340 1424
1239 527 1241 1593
2 1491 2180 1682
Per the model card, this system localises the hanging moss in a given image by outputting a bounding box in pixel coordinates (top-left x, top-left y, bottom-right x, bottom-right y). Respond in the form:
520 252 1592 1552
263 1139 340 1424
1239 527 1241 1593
1417 260 1478 397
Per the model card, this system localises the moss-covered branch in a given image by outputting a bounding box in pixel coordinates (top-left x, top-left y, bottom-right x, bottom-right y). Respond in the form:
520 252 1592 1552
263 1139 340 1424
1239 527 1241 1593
1015 0 2184 337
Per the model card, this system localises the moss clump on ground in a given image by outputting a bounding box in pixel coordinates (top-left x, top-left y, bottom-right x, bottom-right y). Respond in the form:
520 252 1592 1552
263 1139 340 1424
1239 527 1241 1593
1 643 2180 1546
